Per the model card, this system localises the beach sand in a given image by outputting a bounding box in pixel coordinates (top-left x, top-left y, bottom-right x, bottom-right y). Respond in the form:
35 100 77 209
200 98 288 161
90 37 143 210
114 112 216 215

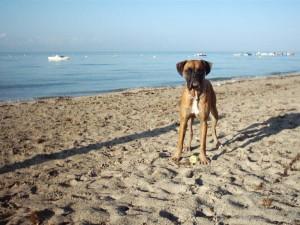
1 75 300 225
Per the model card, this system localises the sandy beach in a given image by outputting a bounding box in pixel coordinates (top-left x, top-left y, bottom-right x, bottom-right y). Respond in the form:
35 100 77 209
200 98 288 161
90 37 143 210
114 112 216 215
0 74 300 225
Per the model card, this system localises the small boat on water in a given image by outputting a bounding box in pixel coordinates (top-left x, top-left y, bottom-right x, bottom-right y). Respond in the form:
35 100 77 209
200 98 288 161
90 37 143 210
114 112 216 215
195 52 207 57
256 51 295 57
233 52 252 57
243 52 252 56
48 55 70 62
233 53 242 57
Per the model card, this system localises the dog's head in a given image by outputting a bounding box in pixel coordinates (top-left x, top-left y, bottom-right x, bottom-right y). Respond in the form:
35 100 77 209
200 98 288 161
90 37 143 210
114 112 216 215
176 60 212 90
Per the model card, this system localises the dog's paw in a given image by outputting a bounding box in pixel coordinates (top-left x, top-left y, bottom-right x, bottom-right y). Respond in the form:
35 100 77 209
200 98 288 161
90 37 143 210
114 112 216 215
171 154 182 162
199 155 211 165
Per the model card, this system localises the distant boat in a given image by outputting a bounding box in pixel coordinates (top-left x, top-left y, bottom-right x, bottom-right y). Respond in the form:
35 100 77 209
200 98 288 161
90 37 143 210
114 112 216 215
286 52 295 56
48 55 70 62
256 51 295 57
243 52 252 56
233 52 252 57
195 52 207 57
233 53 241 57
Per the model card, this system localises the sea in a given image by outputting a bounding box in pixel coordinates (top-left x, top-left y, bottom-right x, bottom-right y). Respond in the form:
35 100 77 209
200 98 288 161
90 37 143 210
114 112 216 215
0 52 299 101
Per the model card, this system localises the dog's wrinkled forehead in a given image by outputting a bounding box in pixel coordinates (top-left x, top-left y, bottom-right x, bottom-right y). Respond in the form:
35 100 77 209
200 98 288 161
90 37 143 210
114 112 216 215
184 61 204 74
176 60 212 77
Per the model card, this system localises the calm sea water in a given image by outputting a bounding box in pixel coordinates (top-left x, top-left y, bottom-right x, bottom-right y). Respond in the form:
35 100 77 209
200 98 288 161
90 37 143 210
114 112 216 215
0 52 299 101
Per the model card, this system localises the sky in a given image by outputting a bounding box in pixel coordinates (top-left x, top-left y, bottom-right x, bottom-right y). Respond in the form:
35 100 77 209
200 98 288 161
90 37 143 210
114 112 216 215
0 0 299 52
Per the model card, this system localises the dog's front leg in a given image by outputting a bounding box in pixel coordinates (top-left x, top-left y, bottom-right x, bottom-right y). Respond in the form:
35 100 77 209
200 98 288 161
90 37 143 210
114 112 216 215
199 120 210 164
199 101 211 164
172 116 189 162
186 117 194 152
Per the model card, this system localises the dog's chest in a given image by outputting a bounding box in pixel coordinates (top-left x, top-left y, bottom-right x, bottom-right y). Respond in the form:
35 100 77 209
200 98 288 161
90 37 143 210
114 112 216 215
191 97 200 115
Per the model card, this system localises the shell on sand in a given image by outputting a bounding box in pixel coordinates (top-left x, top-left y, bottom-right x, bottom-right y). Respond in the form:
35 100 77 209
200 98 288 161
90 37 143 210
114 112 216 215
189 155 198 165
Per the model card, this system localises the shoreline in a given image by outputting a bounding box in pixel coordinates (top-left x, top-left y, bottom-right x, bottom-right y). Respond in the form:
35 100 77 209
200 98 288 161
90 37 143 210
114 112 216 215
1 72 300 104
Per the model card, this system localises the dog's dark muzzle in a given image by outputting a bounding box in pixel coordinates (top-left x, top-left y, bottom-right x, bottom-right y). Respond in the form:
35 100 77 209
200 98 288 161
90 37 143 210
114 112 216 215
188 73 203 89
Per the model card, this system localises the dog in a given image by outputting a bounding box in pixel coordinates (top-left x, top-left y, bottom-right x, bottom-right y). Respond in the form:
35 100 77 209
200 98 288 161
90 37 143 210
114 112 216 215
172 60 220 164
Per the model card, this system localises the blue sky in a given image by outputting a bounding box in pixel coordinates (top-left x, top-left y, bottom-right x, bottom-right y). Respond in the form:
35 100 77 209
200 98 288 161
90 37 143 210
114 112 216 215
0 0 299 52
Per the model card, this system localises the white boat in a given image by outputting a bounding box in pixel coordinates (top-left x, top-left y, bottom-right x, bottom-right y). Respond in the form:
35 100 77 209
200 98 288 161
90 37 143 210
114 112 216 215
233 53 242 57
256 51 295 57
286 52 295 56
195 52 207 57
243 52 252 56
48 55 70 62
233 52 252 57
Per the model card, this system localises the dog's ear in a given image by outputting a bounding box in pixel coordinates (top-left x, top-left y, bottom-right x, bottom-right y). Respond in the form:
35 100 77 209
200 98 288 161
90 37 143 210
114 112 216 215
176 60 187 76
203 60 213 75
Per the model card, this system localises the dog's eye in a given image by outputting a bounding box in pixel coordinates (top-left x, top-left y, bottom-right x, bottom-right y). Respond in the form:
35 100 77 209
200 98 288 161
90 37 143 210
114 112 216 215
196 70 204 75
186 68 193 73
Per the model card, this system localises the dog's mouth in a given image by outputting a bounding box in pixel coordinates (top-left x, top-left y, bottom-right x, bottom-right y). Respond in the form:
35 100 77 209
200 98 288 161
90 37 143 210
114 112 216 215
184 71 205 90
191 81 200 88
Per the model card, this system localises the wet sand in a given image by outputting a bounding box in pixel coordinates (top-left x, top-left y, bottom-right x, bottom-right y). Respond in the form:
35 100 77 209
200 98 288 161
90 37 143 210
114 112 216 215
1 74 300 225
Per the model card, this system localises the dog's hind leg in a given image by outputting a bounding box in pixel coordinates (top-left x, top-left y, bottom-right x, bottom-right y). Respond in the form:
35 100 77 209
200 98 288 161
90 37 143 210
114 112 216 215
210 102 221 149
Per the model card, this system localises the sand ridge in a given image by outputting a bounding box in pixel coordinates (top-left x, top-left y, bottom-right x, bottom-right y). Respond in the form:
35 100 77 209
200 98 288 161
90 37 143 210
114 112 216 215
0 75 300 224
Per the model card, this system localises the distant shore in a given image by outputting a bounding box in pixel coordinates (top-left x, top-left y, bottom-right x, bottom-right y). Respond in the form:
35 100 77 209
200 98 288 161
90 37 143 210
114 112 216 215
1 74 300 224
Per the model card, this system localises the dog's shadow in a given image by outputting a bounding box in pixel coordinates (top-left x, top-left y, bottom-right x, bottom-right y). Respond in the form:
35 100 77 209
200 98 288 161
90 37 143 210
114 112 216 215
212 112 300 160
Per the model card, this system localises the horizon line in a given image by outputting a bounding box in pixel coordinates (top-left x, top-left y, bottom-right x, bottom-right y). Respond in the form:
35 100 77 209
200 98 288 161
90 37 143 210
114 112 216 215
0 50 299 54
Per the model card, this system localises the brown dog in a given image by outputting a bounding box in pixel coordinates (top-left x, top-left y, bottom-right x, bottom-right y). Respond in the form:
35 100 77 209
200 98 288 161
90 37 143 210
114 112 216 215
172 60 220 164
